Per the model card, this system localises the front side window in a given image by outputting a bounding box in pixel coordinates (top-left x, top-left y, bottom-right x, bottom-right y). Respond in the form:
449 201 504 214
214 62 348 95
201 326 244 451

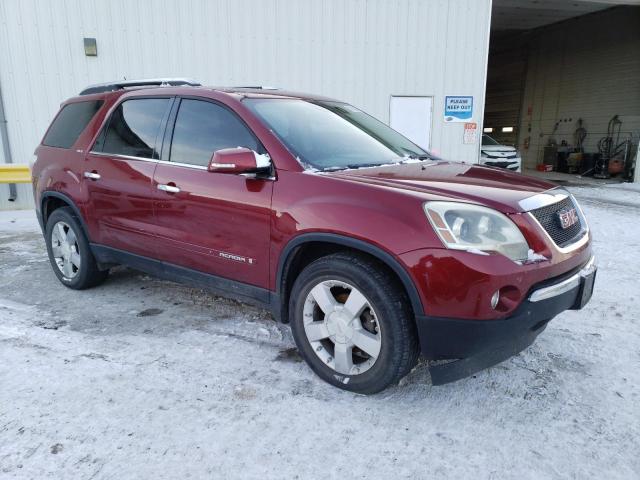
244 99 431 171
100 98 170 159
43 100 103 148
170 99 260 167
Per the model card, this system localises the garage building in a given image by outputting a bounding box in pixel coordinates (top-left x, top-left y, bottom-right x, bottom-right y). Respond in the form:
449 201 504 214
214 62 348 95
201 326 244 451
485 1 640 180
1 0 638 210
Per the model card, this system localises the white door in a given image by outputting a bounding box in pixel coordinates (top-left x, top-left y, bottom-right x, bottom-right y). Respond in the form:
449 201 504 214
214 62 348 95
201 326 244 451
389 96 433 150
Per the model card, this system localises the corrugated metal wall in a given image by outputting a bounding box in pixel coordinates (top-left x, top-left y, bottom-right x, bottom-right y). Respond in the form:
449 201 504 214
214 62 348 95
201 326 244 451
0 184 32 211
518 6 640 168
0 0 492 210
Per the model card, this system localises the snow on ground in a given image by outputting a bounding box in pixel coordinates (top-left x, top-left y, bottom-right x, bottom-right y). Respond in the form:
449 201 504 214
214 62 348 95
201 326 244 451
0 210 41 236
0 185 639 479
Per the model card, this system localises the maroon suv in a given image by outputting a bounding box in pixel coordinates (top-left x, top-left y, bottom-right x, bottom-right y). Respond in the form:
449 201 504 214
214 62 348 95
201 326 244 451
32 79 596 393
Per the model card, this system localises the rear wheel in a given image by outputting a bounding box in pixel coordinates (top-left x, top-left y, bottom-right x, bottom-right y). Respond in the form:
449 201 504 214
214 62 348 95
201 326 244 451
45 207 108 289
289 252 419 394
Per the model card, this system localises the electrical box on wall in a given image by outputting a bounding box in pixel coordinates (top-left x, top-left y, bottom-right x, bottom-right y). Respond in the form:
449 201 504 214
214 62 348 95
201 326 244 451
83 38 97 56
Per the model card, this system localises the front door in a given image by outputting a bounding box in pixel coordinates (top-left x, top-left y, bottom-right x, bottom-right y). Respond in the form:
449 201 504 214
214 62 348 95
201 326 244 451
83 97 172 258
152 98 273 289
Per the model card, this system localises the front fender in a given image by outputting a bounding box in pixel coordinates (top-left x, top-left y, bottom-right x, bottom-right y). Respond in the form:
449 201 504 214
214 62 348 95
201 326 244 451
270 171 438 317
276 232 425 317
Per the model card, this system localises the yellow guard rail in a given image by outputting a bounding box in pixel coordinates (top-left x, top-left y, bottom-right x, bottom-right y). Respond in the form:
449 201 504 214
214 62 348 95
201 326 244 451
0 164 31 183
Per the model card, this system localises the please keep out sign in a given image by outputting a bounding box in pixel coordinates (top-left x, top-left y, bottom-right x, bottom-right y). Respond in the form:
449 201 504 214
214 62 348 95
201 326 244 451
444 96 473 123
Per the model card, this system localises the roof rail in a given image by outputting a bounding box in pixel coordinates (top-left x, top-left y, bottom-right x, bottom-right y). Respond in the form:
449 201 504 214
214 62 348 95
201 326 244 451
232 86 279 90
79 78 201 95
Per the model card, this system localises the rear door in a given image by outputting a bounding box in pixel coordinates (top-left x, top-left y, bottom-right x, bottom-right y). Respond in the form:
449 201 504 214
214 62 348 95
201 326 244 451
151 97 273 289
84 97 172 257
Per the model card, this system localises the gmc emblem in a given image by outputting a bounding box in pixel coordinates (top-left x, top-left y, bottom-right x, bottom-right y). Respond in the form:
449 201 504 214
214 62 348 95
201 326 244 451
557 208 579 229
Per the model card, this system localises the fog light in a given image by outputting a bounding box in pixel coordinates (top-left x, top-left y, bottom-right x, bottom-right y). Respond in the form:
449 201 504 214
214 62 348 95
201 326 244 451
491 290 500 309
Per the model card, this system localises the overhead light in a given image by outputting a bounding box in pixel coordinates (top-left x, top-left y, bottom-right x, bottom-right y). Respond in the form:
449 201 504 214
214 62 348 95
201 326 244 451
483 127 493 133
502 126 514 133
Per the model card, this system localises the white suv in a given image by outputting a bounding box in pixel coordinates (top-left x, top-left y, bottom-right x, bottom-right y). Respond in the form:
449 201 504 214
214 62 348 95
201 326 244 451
480 134 522 172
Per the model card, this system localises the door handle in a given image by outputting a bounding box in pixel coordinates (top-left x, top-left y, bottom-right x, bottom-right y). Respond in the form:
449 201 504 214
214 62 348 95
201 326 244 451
157 183 181 193
83 171 101 180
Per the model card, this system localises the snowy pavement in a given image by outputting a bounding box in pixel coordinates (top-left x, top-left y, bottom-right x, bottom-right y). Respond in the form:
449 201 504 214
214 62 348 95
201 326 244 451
0 184 639 479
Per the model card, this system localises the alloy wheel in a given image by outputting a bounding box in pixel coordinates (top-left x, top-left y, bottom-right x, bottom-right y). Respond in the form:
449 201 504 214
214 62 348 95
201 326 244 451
50 221 81 279
303 280 382 375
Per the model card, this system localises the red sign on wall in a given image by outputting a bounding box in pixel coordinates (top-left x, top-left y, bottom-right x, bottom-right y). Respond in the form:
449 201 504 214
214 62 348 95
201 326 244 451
463 122 477 144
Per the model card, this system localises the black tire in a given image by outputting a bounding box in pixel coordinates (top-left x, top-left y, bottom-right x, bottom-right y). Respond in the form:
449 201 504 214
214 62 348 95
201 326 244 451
44 207 108 289
289 252 420 394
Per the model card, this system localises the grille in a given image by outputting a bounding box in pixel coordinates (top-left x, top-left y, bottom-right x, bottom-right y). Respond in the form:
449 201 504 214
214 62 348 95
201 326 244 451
530 196 584 247
485 161 518 168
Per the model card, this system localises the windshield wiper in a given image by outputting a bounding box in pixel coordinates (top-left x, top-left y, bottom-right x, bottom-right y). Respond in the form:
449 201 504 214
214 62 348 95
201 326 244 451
346 163 386 169
321 165 350 171
322 163 385 172
405 154 436 161
324 158 435 172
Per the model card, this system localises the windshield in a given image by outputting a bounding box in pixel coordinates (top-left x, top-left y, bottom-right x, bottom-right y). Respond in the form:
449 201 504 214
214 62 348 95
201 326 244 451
482 134 500 146
244 98 432 171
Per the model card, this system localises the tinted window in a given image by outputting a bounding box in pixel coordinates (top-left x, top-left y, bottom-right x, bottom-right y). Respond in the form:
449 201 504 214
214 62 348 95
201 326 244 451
43 100 103 148
101 98 170 159
170 99 260 166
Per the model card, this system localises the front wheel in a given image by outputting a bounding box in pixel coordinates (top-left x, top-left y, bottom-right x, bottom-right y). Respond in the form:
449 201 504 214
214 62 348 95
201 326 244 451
289 252 419 394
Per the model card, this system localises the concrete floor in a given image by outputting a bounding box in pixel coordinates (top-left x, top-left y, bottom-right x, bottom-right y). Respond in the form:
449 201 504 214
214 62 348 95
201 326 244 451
523 168 625 187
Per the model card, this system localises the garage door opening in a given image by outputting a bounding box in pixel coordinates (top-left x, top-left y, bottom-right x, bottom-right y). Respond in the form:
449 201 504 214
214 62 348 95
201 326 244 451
484 1 640 183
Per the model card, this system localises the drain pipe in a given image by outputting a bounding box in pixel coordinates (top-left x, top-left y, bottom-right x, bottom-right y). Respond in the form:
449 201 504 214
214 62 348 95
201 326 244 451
0 81 17 202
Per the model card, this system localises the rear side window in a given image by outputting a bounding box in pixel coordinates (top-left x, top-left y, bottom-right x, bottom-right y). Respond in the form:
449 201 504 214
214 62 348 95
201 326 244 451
42 100 103 148
169 99 260 166
100 98 170 159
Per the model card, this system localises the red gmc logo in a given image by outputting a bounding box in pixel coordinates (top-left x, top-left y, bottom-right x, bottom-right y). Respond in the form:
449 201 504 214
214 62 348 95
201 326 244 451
558 208 579 229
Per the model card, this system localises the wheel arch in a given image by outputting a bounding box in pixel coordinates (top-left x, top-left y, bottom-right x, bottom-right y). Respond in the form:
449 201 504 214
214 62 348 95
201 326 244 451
40 191 90 241
276 233 424 322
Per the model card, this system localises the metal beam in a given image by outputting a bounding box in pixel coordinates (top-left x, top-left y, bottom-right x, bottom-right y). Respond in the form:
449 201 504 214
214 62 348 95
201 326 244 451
0 164 31 183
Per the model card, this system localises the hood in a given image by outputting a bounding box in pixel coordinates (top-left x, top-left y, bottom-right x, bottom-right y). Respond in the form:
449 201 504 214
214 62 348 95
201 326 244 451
481 144 517 153
326 161 556 213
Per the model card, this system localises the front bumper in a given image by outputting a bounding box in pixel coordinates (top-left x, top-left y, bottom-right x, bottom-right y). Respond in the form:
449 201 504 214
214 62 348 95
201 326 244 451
480 157 521 171
417 257 596 385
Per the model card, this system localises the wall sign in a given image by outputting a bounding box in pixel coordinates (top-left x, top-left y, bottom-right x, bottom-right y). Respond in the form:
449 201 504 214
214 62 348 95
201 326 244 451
444 96 473 122
463 122 477 144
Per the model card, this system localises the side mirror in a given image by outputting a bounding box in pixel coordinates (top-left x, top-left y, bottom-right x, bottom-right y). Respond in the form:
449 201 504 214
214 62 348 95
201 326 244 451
208 147 270 174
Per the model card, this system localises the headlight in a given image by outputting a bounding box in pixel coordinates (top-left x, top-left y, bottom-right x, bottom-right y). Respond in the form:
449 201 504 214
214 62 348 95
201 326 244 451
424 202 530 261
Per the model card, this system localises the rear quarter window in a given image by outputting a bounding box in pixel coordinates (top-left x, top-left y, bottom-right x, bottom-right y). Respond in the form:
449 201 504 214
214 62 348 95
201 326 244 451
42 100 103 148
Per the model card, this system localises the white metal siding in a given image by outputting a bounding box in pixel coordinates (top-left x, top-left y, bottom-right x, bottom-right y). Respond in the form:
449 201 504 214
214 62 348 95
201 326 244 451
0 0 491 209
0 184 32 211
518 6 640 168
